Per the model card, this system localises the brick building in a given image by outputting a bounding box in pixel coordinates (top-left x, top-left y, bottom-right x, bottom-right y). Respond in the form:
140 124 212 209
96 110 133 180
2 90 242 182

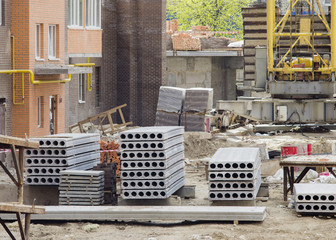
0 0 102 137
0 0 166 137
102 0 166 127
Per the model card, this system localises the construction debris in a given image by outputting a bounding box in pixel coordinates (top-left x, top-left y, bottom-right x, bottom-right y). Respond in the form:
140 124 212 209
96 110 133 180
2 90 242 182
69 104 132 135
25 133 100 185
100 139 120 176
59 170 105 206
208 148 261 201
120 126 185 199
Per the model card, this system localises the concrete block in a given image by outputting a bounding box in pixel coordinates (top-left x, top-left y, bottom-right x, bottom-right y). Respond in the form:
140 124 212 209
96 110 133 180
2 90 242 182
209 179 260 191
122 178 185 199
208 168 261 181
120 144 184 160
120 135 184 151
121 151 184 170
25 143 100 157
173 185 196 199
294 183 336 203
209 148 260 169
295 203 336 213
120 126 184 142
121 160 185 180
121 169 185 190
31 133 100 148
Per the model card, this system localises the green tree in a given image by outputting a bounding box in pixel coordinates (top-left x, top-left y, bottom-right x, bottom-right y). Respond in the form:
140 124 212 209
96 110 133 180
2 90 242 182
167 0 256 39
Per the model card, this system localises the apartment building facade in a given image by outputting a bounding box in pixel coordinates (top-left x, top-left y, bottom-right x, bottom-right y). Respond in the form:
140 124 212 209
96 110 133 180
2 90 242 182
0 0 102 137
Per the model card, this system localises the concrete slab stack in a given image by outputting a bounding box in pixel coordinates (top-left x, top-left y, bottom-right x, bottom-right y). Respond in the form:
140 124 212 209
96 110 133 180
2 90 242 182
294 184 336 214
59 170 104 206
208 148 261 201
25 133 100 185
120 126 185 199
155 87 185 126
155 87 213 132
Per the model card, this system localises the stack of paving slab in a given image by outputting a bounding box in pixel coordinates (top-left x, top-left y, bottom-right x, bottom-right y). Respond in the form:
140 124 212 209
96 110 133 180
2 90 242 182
294 183 336 214
208 148 261 201
120 126 185 199
25 133 100 185
155 86 185 126
181 88 213 132
59 170 104 206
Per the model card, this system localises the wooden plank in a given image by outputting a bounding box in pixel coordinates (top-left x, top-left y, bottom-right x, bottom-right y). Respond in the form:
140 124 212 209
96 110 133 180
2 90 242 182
280 155 336 167
0 218 16 240
16 212 26 240
0 161 19 187
0 203 45 214
24 214 31 240
0 135 39 149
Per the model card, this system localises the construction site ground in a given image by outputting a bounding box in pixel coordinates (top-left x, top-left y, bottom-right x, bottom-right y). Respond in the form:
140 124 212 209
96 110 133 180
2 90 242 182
1 130 336 240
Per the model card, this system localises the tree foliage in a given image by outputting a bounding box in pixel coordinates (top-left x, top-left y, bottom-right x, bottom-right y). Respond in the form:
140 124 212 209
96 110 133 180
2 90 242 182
167 0 256 39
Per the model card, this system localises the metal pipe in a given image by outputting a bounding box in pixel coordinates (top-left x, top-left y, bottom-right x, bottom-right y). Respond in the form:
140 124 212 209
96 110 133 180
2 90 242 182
267 0 275 75
331 0 336 72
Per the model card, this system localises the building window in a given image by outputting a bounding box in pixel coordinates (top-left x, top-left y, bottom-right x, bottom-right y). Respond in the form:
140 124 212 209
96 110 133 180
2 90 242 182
68 0 83 27
35 24 42 59
86 0 101 28
48 25 57 59
95 67 100 107
79 74 86 103
38 96 44 128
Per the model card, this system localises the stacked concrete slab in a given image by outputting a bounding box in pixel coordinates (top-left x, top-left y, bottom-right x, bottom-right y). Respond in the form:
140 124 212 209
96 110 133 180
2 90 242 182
25 133 100 185
294 184 336 214
208 148 261 201
155 86 185 126
155 87 213 132
59 170 104 206
120 126 185 199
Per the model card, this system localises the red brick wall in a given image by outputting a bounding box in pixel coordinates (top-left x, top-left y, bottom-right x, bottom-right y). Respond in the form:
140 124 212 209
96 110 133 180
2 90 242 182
11 0 66 138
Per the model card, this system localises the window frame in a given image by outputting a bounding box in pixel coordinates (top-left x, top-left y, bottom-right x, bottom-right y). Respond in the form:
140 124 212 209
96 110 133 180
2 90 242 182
78 74 86 103
35 24 41 59
37 96 43 128
86 0 101 29
68 0 83 28
48 25 57 59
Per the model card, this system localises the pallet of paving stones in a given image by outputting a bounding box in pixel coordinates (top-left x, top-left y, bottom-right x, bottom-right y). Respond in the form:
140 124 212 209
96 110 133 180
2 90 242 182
120 126 185 200
25 133 100 185
59 170 104 206
208 147 262 201
295 183 336 214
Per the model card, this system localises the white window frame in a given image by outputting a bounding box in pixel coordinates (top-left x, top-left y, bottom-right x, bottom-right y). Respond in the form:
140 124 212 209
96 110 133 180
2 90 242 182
68 0 83 28
78 74 86 103
86 0 101 28
35 24 41 59
38 96 42 128
48 25 57 59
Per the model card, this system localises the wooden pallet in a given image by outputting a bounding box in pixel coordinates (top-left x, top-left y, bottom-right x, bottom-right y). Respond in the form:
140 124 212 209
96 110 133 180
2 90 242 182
69 104 132 135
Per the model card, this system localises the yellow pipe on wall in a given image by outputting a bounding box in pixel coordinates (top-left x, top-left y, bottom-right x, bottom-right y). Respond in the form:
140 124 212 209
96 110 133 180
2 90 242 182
267 0 275 73
331 0 336 72
70 62 96 92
